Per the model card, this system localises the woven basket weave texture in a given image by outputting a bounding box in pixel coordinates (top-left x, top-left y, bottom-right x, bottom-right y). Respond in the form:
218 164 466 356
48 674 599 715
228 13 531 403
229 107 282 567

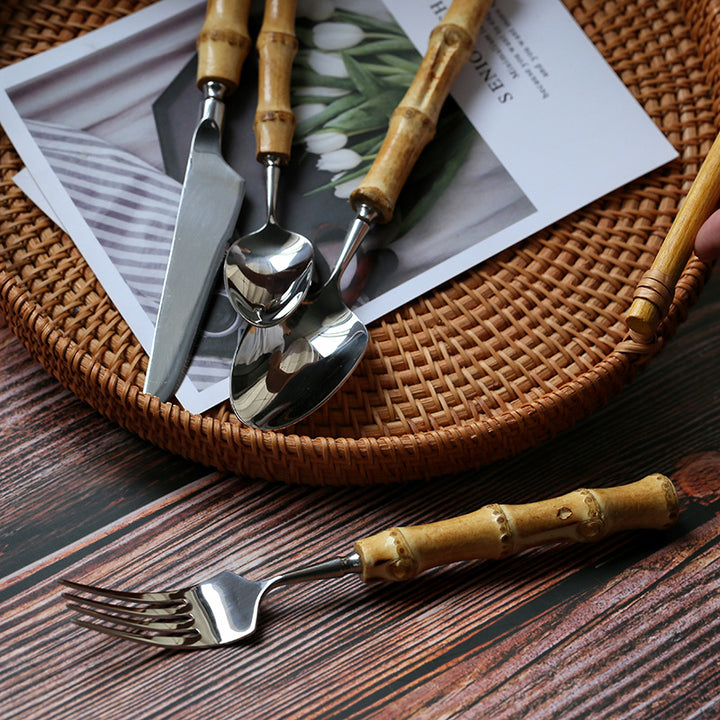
0 0 715 484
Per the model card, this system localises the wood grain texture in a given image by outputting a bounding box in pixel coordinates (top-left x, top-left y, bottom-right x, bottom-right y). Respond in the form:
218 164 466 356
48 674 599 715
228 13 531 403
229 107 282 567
0 272 718 719
383 507 720 719
0 318 209 581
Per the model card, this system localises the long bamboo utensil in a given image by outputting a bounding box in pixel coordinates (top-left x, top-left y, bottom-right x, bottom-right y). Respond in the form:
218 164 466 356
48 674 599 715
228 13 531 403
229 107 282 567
626 131 720 338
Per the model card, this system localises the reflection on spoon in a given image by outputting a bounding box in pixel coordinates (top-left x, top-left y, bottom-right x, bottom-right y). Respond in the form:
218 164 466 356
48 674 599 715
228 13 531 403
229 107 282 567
223 2 314 327
224 158 314 327
229 0 494 428
230 209 374 429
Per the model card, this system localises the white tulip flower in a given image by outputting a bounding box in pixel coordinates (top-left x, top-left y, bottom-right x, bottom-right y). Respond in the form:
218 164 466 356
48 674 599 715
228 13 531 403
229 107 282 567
305 131 348 154
316 148 362 173
307 49 348 78
297 0 334 22
294 86 350 98
292 103 327 123
312 22 365 51
333 177 361 199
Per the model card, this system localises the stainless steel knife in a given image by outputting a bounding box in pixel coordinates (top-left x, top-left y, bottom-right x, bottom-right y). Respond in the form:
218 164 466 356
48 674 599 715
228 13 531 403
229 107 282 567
144 0 252 402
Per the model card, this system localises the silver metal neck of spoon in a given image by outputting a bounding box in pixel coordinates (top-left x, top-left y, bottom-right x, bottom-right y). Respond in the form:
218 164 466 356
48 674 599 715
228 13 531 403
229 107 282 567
262 154 283 225
329 203 378 287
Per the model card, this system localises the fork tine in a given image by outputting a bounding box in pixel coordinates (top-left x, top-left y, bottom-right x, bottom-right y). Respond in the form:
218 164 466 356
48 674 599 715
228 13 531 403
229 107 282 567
61 591 188 617
65 600 195 632
59 578 184 604
71 618 201 648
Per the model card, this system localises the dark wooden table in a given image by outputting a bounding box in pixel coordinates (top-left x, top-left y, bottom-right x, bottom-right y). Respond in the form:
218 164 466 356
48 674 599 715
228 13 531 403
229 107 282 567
1 263 718 718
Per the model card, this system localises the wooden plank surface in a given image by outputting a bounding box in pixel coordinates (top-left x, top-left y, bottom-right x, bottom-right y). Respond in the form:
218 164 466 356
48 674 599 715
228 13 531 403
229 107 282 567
0 270 718 719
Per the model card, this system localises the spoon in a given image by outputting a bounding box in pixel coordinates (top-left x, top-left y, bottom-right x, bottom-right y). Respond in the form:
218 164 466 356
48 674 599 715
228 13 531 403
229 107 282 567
230 0 493 429
224 0 314 327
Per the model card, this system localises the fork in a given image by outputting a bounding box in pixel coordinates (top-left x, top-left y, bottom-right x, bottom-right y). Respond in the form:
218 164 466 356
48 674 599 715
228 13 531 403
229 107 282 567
61 474 678 649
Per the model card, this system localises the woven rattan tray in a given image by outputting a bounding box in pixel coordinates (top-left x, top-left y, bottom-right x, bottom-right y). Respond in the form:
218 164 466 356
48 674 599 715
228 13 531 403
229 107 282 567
0 0 715 485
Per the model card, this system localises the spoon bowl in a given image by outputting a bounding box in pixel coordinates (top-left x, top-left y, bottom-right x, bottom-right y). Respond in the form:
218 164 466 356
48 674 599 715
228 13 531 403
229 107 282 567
230 283 368 429
224 158 314 327
225 205 314 327
230 211 372 429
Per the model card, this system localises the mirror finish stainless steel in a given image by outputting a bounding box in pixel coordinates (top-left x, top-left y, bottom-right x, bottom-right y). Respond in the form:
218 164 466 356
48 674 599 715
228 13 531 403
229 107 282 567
229 205 377 429
144 81 245 401
61 553 363 649
226 0 493 425
224 156 313 327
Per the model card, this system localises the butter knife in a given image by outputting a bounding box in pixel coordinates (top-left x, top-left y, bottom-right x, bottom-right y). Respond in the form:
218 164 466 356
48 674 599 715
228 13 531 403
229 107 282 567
144 0 252 401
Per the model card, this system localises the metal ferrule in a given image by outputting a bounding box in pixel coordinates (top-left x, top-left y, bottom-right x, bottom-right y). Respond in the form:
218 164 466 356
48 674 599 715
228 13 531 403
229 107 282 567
272 553 363 587
200 80 228 131
263 155 283 225
329 204 378 286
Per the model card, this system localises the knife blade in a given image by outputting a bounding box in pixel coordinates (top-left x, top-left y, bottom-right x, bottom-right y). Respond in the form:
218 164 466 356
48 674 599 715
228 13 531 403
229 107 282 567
144 0 252 402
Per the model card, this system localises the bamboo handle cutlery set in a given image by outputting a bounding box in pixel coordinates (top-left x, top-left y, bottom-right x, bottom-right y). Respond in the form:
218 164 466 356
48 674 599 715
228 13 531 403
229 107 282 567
145 0 496 429
145 0 715 427
63 0 715 647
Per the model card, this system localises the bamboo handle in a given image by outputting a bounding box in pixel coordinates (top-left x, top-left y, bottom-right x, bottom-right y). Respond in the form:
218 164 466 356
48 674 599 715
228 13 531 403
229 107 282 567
196 0 252 91
626 131 720 338
350 0 493 223
354 474 679 582
255 0 298 162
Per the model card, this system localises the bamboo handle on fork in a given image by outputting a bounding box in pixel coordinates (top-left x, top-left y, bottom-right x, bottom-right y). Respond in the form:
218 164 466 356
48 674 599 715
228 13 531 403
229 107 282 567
254 0 298 161
626 131 720 338
354 474 679 581
350 0 493 224
197 0 252 91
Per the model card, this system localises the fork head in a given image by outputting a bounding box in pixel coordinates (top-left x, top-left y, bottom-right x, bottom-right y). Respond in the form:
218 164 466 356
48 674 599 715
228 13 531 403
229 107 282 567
61 571 270 649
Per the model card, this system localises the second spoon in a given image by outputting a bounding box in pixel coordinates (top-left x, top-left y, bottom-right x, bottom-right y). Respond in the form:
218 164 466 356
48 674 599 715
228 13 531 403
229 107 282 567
224 0 314 328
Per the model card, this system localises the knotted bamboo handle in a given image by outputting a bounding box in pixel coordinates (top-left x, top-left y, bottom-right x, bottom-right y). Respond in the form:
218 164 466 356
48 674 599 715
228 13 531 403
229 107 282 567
354 474 679 581
197 0 252 91
350 0 493 223
255 0 298 161
626 131 720 338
